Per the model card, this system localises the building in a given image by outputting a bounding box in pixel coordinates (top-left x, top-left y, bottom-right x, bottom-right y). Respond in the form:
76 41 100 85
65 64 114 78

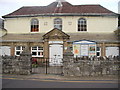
0 18 7 38
0 0 119 64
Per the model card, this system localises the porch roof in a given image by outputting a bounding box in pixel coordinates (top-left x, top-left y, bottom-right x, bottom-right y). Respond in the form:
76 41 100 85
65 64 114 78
0 33 44 42
68 33 119 43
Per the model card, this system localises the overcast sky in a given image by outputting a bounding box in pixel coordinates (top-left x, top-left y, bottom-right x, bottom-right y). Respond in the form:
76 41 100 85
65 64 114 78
0 0 120 18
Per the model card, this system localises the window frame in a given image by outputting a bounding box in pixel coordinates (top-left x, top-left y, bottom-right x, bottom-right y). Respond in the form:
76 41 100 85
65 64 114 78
31 46 43 57
54 18 62 30
96 47 101 57
15 46 25 56
78 18 87 32
31 18 39 32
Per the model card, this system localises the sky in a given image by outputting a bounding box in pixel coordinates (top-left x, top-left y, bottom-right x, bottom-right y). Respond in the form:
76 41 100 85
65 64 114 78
0 0 120 18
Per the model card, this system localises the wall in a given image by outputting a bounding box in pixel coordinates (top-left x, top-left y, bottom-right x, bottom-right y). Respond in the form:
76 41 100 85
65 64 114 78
4 16 118 34
2 49 32 75
0 28 7 37
63 51 120 76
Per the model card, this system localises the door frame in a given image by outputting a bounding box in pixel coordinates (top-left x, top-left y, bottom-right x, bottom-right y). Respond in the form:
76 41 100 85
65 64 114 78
49 43 63 66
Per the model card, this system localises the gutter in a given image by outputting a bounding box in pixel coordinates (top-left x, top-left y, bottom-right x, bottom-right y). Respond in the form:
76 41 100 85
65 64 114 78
0 40 44 43
2 13 118 18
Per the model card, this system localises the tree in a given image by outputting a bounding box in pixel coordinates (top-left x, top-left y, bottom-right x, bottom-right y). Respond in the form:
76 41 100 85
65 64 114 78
118 14 120 26
114 28 120 39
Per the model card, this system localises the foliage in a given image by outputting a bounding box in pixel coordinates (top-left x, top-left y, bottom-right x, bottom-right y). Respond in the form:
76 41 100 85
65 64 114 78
118 14 120 26
32 64 38 68
114 28 120 36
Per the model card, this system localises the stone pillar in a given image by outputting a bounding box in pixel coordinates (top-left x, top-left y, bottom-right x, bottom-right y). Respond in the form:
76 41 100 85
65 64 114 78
101 42 106 57
44 39 49 58
63 49 74 60
63 48 74 76
63 40 68 53
18 46 32 75
11 44 15 56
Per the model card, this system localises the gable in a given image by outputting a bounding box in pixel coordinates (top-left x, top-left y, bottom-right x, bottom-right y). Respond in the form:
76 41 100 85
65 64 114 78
43 28 70 40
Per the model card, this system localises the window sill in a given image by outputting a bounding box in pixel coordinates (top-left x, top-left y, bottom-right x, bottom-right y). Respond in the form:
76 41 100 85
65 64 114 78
32 56 43 57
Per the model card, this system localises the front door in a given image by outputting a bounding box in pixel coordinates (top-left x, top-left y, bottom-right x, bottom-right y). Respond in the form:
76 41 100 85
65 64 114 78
49 44 63 66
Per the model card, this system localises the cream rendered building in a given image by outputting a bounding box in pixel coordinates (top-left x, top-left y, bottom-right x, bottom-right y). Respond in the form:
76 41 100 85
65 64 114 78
4 16 117 33
0 0 119 63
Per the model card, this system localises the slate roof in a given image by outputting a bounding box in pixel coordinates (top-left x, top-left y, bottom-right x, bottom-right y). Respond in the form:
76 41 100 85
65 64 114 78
0 33 119 43
3 1 117 18
1 33 44 42
68 33 119 43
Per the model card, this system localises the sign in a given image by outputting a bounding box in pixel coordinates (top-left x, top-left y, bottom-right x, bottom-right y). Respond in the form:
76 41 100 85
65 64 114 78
73 40 96 57
81 45 88 56
73 45 80 56
89 44 96 56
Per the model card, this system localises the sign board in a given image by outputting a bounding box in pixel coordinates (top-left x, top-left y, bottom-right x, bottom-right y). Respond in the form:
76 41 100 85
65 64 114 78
49 41 63 44
73 40 96 57
89 44 96 56
73 44 80 56
81 45 88 56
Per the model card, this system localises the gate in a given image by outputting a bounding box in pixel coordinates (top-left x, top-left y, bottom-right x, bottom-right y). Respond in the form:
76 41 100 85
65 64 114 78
32 58 63 75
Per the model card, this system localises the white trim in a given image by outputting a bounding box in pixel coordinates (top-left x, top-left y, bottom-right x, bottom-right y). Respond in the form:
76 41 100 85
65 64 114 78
96 47 101 57
49 41 63 44
31 46 43 57
15 46 24 56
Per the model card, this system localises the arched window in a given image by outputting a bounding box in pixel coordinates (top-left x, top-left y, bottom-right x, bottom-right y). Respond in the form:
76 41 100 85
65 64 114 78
31 19 39 32
54 18 62 30
78 18 87 31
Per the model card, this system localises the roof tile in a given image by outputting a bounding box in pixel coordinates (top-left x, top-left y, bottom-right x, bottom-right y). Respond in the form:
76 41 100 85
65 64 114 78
3 1 116 17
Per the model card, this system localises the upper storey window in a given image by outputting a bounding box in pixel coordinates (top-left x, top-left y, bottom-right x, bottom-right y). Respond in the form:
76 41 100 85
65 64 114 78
78 18 87 31
54 18 62 30
31 19 39 32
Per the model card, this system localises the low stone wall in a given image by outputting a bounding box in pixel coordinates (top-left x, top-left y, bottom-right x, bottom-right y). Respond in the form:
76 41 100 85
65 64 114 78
2 47 32 75
63 52 120 76
2 56 32 75
63 59 120 76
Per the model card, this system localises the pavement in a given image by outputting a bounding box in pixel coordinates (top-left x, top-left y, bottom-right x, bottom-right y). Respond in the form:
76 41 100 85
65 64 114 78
1 74 119 83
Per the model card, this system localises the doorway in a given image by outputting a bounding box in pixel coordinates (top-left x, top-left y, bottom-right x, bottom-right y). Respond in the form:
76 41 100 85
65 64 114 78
49 44 63 66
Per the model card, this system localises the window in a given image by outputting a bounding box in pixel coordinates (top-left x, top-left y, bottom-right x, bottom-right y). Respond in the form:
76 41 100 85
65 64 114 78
96 47 101 57
15 46 25 56
31 19 39 32
54 18 62 30
78 18 87 31
31 46 43 57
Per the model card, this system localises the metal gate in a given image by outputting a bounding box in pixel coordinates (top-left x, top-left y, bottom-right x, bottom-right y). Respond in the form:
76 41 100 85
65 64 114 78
32 58 63 75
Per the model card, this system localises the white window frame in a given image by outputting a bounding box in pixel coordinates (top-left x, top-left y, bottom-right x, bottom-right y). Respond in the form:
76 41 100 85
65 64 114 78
15 46 25 56
31 18 39 32
54 18 62 30
31 46 43 57
78 18 87 31
96 47 101 57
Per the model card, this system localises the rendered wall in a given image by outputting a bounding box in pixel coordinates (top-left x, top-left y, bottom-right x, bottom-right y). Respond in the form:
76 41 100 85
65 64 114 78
4 16 118 34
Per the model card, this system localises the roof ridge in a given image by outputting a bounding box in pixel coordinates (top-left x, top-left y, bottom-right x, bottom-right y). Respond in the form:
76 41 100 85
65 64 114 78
74 4 100 6
55 0 66 2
